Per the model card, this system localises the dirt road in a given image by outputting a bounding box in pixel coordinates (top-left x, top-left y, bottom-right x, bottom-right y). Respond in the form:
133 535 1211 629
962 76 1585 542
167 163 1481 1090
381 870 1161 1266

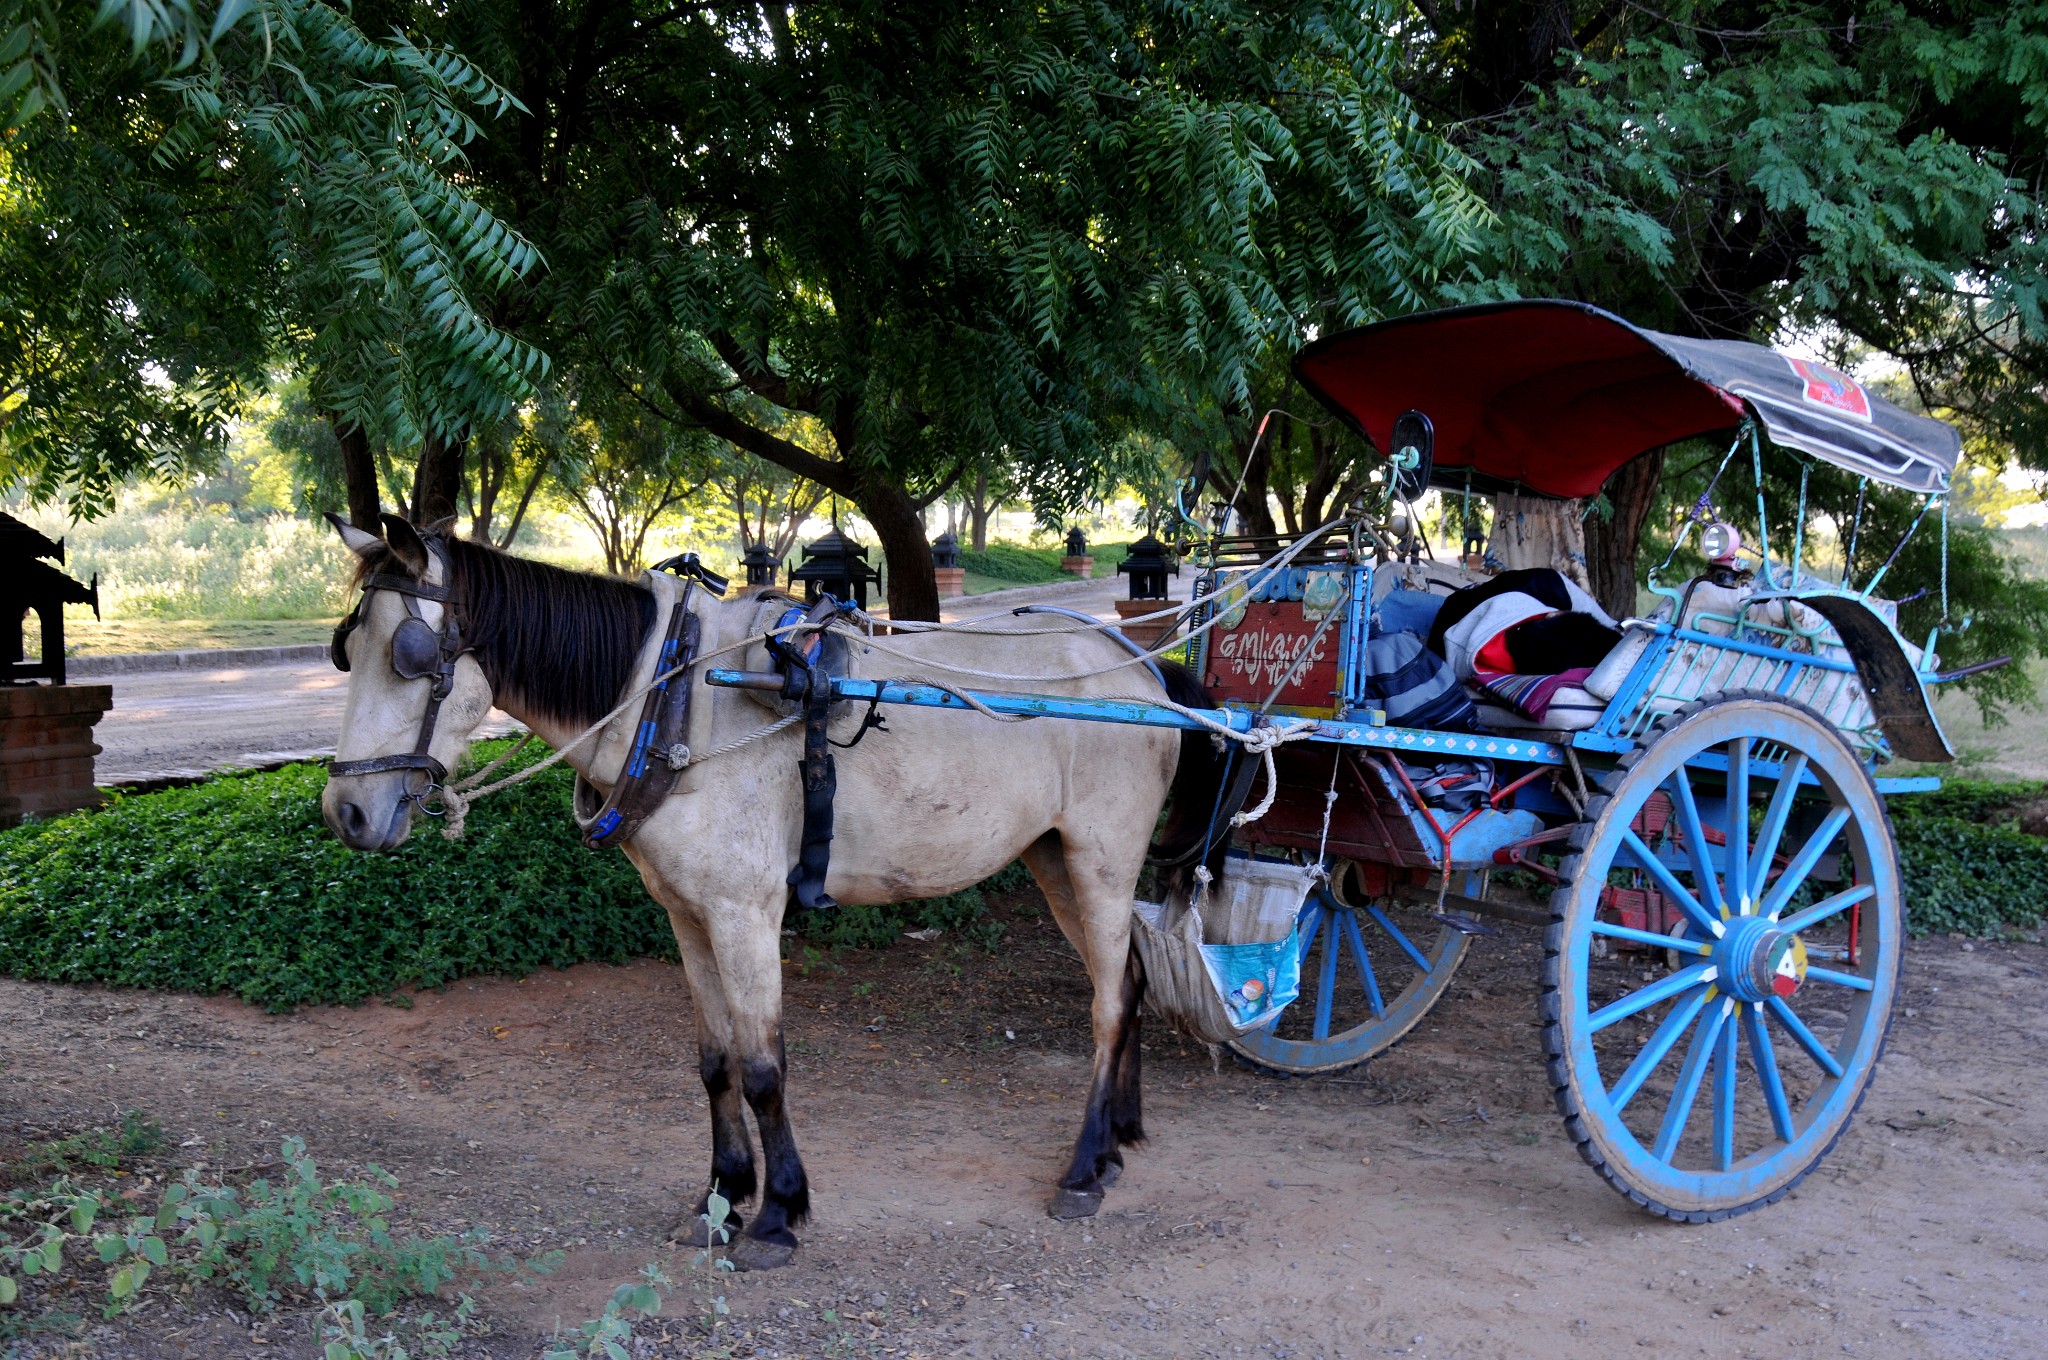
3 899 2041 1360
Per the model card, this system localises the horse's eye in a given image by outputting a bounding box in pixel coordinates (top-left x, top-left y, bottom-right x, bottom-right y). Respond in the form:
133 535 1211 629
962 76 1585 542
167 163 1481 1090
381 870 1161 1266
330 609 358 673
390 617 442 680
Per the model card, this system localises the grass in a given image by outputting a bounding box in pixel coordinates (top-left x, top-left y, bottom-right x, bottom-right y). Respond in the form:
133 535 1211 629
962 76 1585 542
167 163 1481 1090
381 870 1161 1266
60 613 338 656
958 539 1132 594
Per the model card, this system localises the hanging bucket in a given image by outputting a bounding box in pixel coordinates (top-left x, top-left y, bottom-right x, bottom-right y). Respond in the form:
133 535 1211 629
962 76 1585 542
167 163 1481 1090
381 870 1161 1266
1131 856 1308 1045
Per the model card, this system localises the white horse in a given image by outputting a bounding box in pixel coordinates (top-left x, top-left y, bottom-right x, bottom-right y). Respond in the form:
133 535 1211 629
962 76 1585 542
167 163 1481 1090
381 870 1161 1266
320 515 1222 1268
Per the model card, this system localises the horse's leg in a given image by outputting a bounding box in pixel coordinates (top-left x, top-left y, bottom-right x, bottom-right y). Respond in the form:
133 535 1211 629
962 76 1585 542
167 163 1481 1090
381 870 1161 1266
1022 833 1144 1220
664 909 755 1245
707 899 811 1271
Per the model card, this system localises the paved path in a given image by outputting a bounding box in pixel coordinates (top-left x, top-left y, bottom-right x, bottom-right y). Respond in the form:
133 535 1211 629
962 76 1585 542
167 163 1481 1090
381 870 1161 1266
87 575 1183 785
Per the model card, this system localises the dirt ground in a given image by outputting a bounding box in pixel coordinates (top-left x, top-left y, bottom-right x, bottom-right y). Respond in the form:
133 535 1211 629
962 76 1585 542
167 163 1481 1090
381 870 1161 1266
2 897 2043 1360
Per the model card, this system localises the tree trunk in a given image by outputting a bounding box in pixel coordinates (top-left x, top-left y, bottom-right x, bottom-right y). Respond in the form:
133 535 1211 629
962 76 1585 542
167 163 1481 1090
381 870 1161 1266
471 435 507 544
410 432 467 527
496 458 548 550
968 469 992 552
1585 448 1665 620
332 419 381 530
863 480 940 621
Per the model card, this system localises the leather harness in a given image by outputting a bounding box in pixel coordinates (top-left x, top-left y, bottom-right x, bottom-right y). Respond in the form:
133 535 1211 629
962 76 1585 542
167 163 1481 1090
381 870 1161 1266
330 541 860 902
328 552 470 807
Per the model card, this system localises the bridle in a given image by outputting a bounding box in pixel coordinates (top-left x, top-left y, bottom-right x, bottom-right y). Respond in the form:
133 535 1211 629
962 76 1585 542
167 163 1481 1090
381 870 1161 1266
328 543 472 810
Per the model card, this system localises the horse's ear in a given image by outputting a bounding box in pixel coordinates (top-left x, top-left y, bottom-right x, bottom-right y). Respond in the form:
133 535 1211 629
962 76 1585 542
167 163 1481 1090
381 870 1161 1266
324 511 383 559
380 514 431 577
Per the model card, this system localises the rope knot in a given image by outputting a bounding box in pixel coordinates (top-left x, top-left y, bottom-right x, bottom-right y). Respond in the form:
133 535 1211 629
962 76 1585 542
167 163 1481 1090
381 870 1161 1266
664 742 691 771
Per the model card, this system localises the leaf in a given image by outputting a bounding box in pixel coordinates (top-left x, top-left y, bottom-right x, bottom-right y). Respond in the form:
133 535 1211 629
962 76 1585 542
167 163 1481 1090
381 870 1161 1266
141 1236 169 1266
0 1275 16 1305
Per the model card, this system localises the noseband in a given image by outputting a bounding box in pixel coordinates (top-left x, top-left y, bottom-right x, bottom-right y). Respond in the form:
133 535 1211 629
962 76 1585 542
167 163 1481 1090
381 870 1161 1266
328 546 471 807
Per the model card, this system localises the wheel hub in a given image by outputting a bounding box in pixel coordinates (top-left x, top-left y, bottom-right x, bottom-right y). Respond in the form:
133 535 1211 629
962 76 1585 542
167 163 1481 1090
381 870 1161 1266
1717 915 1808 1003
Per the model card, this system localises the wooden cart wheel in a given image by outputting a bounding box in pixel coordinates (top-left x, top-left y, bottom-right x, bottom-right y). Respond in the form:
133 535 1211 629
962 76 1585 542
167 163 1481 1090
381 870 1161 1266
1543 691 1902 1221
1230 865 1468 1076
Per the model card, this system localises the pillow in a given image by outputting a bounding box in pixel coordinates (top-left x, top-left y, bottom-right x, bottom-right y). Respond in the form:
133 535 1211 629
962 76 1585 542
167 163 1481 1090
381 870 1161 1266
1373 588 1445 640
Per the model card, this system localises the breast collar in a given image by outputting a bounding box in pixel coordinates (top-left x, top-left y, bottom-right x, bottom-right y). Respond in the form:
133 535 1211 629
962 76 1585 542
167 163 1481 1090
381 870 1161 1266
328 545 472 806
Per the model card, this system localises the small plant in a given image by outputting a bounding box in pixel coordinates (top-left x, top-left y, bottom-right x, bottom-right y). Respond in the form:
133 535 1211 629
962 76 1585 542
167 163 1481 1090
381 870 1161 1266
691 1188 736 1331
12 1110 164 1179
542 1261 674 1360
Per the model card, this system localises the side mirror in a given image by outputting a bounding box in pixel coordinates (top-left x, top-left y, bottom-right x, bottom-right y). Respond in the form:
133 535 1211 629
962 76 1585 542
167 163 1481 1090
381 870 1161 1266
1388 410 1434 502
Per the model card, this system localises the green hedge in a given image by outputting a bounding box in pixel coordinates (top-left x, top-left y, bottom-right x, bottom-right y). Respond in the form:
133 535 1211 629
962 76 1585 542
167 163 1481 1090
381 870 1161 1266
0 742 1015 1012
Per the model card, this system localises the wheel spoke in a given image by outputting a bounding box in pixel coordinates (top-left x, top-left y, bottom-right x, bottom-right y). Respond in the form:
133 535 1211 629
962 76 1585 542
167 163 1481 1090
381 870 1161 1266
1766 995 1845 1079
1726 738 1750 911
1803 965 1875 993
1747 754 1809 904
1742 1003 1798 1143
1619 829 1722 937
1297 902 1326 967
1592 920 1713 954
1653 997 1733 1161
1341 909 1385 1017
1365 904 1431 972
1667 764 1727 917
1312 917 1340 1040
1589 961 1720 1033
1610 984 1713 1113
1760 807 1852 920
1777 882 1873 937
1712 1008 1740 1171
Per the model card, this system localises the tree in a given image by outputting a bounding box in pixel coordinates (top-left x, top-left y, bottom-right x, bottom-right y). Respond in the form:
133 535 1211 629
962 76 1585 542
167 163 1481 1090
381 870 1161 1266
1403 1 2048 621
431 1 1483 619
1 0 546 521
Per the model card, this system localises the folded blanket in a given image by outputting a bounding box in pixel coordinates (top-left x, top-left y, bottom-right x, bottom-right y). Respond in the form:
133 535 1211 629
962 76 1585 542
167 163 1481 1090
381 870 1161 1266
1470 665 1596 722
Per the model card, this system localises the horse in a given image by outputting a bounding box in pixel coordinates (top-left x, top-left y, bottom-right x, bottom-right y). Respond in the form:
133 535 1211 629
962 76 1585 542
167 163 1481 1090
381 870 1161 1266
319 514 1224 1269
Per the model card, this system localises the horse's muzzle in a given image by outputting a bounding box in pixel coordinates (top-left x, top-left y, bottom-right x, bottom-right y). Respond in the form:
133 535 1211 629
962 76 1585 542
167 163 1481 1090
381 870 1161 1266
322 777 414 851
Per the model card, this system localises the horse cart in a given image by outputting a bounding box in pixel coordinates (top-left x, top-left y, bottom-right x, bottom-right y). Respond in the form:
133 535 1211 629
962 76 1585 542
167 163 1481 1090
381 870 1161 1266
710 300 1972 1224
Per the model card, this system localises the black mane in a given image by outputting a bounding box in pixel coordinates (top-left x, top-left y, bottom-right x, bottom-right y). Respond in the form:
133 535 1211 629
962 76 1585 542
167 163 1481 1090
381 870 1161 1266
356 535 656 729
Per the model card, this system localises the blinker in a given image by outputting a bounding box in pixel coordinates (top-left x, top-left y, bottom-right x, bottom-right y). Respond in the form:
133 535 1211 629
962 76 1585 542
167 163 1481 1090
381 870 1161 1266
390 616 442 681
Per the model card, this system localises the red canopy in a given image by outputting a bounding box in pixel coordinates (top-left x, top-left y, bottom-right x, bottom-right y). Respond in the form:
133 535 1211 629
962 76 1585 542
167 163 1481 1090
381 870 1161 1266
1294 301 1959 498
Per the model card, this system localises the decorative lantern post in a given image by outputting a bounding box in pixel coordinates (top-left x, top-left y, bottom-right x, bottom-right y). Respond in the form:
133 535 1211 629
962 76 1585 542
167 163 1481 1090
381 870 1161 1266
1112 532 1182 649
787 528 883 609
0 513 112 827
930 530 965 598
1061 526 1094 579
741 542 782 587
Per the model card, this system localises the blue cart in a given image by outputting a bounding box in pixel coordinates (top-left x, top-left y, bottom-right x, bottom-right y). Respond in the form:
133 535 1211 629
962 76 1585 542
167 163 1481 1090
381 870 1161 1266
718 301 1975 1223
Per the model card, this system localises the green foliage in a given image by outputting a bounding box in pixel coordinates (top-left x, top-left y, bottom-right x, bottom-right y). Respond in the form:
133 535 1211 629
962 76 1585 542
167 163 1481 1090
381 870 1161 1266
957 541 1128 585
0 740 1041 1007
14 497 354 620
1892 779 2046 826
1 1133 523 1346
1893 814 2048 938
11 1112 164 1181
0 745 669 1011
542 1261 676 1360
2 0 544 514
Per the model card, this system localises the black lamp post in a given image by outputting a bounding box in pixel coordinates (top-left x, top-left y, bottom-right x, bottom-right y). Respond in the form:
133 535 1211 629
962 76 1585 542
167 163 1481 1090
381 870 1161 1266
930 530 960 568
787 528 883 608
741 542 781 587
1064 526 1088 557
1116 533 1174 600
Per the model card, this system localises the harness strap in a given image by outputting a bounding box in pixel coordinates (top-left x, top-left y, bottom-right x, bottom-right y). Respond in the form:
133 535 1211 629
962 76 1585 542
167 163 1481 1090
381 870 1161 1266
581 580 701 850
768 596 860 912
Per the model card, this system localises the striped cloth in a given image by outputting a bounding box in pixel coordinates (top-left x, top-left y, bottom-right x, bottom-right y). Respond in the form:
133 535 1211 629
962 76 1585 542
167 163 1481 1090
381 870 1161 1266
1469 665 1596 722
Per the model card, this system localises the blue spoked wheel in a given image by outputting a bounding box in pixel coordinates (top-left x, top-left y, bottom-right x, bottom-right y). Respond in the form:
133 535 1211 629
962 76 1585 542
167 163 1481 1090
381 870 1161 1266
1230 867 1468 1076
1543 691 1902 1221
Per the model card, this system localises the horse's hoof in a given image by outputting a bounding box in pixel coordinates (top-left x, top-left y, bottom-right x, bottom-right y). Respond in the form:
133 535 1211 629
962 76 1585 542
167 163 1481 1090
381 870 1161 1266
1048 1187 1104 1220
728 1236 798 1271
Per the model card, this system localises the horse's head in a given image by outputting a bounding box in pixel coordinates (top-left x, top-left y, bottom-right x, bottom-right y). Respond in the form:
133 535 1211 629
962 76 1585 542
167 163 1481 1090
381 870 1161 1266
321 513 497 851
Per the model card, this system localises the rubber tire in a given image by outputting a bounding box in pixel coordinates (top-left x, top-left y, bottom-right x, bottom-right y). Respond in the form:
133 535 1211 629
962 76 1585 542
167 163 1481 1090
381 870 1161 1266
1541 690 1902 1222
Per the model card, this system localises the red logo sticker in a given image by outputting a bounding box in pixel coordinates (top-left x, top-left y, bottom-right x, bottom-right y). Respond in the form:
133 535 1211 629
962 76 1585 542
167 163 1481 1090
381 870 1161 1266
1786 357 1873 422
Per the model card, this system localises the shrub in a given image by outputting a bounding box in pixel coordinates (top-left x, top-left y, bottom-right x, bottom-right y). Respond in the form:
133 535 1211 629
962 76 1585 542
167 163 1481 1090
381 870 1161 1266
1893 813 2048 937
0 747 668 1011
0 742 1019 1010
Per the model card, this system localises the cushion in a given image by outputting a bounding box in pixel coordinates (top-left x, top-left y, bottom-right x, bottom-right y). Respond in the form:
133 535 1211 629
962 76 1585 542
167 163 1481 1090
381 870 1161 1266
1477 685 1606 732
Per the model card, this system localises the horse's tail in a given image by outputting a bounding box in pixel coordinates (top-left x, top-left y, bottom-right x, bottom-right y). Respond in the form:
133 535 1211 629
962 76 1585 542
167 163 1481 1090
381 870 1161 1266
1146 659 1248 898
